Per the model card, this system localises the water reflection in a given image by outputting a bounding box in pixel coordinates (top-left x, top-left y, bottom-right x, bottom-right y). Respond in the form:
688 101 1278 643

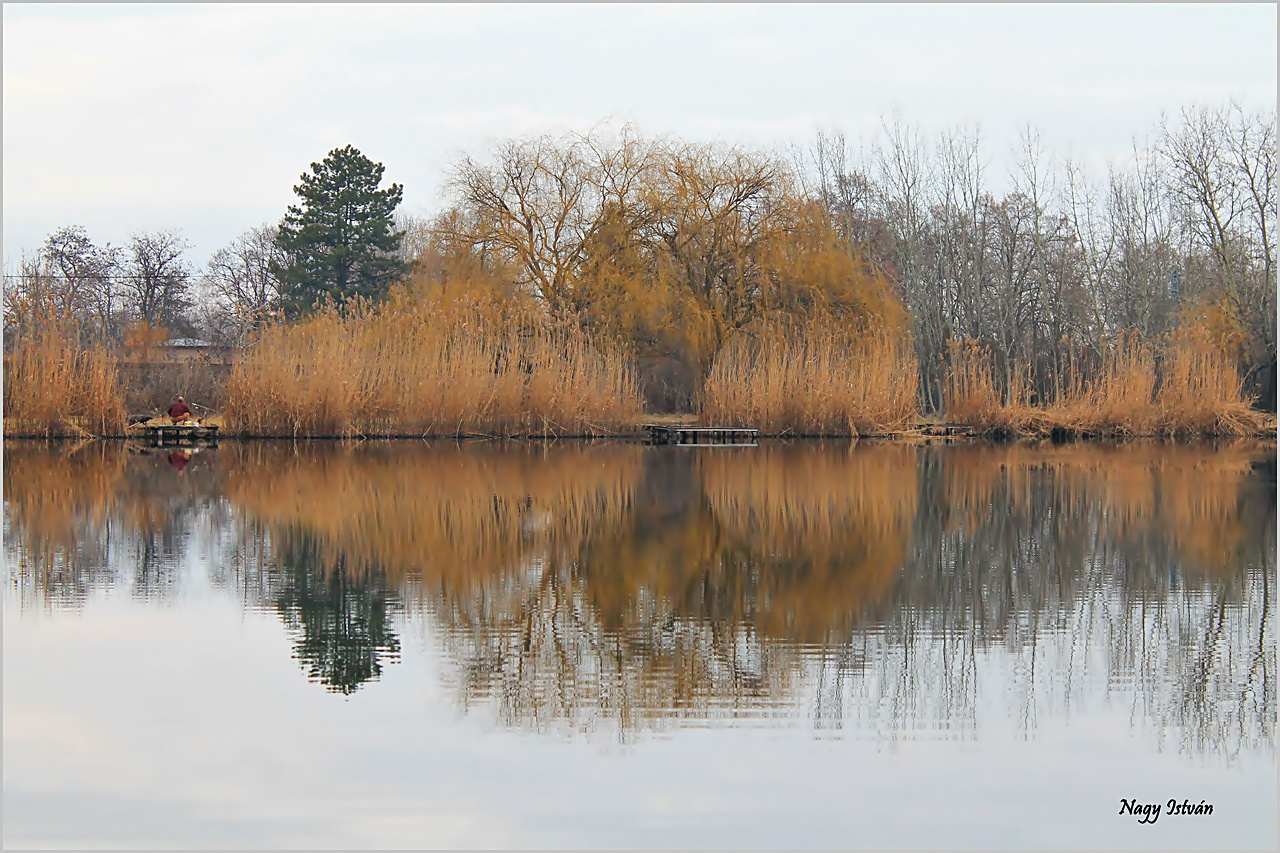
272 531 402 695
4 441 224 606
4 438 1274 752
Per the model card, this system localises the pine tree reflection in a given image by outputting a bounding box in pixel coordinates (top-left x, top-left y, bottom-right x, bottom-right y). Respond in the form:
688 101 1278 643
217 441 645 699
271 529 401 694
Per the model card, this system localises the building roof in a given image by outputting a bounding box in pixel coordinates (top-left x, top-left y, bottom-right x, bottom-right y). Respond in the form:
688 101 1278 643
159 338 216 348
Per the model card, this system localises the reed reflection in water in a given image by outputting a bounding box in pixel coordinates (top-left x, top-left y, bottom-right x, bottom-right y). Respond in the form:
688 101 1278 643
3 438 1274 756
4 441 227 606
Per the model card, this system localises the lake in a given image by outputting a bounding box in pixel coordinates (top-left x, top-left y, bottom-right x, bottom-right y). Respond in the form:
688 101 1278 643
3 438 1276 848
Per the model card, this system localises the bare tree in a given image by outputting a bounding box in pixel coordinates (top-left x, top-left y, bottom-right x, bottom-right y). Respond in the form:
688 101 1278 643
393 212 434 268
1162 104 1278 400
43 226 124 344
205 224 286 341
799 103 1276 412
3 227 124 346
1105 141 1179 339
123 230 194 333
446 134 599 313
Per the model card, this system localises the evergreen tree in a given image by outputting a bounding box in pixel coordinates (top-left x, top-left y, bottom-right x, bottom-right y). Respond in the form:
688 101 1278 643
275 145 407 314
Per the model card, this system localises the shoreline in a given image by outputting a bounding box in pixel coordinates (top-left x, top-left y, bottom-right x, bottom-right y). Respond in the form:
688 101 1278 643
4 430 1276 445
6 411 1277 443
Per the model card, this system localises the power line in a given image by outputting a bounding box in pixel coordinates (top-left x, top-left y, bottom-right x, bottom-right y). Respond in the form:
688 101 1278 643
2 273 197 282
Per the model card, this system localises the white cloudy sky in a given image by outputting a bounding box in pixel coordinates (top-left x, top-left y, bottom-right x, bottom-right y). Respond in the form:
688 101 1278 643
3 3 1276 268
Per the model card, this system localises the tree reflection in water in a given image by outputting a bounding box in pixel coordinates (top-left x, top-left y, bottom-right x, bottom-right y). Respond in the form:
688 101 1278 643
3 441 225 607
271 530 401 695
4 439 1274 751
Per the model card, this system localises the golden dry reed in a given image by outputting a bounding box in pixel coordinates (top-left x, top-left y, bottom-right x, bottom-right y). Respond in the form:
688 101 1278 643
943 324 1268 437
2 313 127 437
1152 323 1265 436
222 294 642 437
941 338 1020 433
1053 333 1159 437
701 317 919 435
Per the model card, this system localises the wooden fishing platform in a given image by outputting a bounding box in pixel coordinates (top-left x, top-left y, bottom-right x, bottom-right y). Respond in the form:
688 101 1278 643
139 423 220 445
918 423 978 437
643 425 758 446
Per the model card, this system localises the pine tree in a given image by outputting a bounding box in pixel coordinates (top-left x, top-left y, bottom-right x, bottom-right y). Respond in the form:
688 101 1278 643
275 145 407 314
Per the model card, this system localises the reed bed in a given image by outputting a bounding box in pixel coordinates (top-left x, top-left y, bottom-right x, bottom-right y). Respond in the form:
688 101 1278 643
1152 324 1265 436
1051 334 1159 437
943 326 1268 437
222 295 642 437
2 315 127 437
941 338 1029 434
700 318 918 435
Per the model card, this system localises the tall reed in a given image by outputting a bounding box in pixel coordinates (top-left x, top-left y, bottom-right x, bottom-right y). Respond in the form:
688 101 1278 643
222 294 642 437
1047 333 1158 436
942 338 1030 433
1153 323 1264 436
700 317 918 435
2 313 127 436
943 325 1267 437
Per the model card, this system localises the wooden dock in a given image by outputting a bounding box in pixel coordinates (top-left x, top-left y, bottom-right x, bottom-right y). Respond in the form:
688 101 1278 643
139 423 220 445
918 423 978 437
643 425 758 446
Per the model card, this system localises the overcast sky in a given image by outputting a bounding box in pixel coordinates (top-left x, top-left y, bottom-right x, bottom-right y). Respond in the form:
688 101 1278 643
3 3 1276 269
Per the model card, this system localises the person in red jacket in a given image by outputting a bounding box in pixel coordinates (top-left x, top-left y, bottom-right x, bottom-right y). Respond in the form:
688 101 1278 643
167 396 193 424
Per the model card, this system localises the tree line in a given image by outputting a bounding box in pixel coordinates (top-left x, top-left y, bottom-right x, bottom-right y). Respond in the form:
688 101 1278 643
5 102 1274 410
812 103 1275 410
3 144 409 352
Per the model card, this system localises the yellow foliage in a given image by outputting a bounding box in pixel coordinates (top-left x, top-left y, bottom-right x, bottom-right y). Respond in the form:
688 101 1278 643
756 202 910 333
441 129 911 394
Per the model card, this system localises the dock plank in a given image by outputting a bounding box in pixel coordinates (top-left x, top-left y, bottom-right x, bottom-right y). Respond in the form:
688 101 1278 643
140 423 221 444
642 424 758 446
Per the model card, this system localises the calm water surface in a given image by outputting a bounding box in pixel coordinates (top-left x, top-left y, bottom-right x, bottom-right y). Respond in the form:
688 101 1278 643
3 439 1276 848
